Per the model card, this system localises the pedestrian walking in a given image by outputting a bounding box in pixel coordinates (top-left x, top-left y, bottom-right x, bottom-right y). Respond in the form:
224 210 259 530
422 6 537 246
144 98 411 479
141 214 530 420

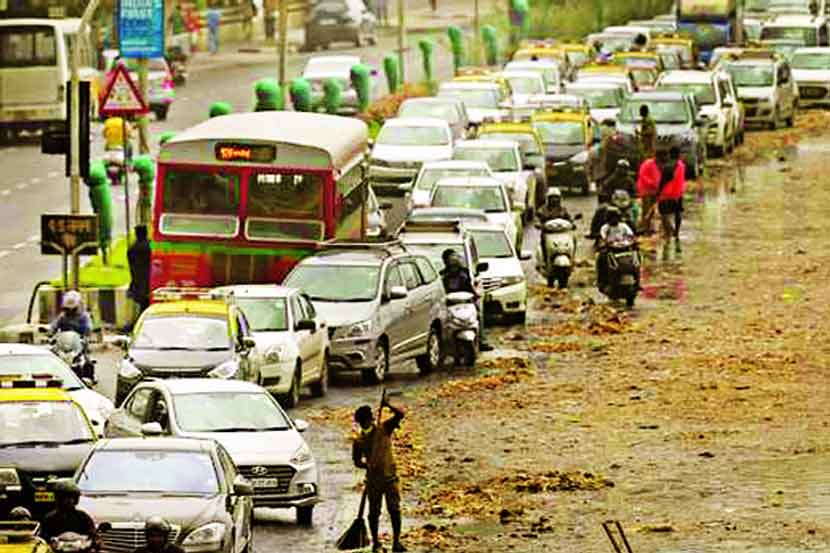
207 9 221 54
636 104 656 163
636 150 662 235
127 225 151 318
352 396 407 553
661 146 686 251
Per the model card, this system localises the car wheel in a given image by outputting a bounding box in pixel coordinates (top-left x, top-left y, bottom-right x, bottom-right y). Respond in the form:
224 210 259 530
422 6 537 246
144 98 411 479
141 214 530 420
309 355 328 397
416 325 443 373
362 341 387 384
279 366 301 408
297 506 314 527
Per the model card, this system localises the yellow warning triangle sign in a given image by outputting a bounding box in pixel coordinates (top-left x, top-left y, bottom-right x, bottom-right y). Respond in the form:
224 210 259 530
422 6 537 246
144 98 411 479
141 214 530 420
100 62 149 117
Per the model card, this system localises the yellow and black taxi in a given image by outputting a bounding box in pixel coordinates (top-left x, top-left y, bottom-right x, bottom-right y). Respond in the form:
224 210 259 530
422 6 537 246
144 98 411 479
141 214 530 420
531 107 607 196
650 35 698 69
113 288 261 406
560 43 596 71
477 121 547 209
0 379 96 519
0 520 50 553
612 51 664 90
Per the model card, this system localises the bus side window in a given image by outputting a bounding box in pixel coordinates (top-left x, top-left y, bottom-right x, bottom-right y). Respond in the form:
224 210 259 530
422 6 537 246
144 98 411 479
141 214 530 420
335 162 367 238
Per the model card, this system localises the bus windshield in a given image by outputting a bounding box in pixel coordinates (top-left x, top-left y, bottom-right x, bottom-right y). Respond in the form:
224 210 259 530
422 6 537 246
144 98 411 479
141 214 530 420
246 172 325 242
0 25 57 68
160 169 240 237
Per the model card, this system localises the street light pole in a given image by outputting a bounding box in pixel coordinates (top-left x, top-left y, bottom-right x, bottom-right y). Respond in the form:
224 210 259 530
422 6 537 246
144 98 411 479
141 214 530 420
278 0 288 97
397 0 406 85
70 0 102 289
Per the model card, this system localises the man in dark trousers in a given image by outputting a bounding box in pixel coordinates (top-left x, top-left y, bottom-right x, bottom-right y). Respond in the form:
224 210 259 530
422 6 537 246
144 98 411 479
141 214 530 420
127 225 151 317
353 397 407 552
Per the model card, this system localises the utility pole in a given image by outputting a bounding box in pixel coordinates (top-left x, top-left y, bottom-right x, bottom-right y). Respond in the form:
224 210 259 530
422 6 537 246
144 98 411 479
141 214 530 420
397 0 406 84
70 0 102 289
278 0 288 97
137 58 149 154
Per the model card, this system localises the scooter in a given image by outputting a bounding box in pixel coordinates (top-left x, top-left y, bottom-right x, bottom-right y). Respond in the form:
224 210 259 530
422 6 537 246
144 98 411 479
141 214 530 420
445 291 479 367
51 331 97 384
598 236 641 308
535 213 582 289
51 523 111 553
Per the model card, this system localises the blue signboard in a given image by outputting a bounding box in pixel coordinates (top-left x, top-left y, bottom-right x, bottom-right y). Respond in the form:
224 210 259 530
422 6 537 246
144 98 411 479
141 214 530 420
118 0 165 58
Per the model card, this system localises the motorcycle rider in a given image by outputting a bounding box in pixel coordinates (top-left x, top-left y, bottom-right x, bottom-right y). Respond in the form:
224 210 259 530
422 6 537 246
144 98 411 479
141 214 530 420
132 517 184 553
602 159 636 198
50 291 92 339
596 206 636 291
40 480 97 543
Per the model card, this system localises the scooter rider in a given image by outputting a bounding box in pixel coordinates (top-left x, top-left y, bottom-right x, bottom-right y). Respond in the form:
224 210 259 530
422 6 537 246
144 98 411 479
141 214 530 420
50 291 93 339
596 207 636 291
602 159 636 198
132 517 184 553
40 480 97 543
538 188 573 258
440 249 493 352
611 189 638 229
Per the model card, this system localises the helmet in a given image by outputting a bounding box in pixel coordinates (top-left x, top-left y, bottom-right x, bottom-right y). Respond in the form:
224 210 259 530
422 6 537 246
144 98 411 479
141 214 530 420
145 516 171 535
441 248 456 264
53 479 81 499
546 187 562 200
61 291 82 310
617 159 630 168
611 189 631 209
9 507 32 520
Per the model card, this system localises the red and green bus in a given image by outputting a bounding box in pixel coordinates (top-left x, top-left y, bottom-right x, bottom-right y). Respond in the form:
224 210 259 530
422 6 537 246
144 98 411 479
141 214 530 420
151 111 370 289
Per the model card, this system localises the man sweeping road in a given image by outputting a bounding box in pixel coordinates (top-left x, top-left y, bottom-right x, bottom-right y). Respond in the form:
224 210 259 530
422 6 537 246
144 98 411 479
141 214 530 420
352 395 407 552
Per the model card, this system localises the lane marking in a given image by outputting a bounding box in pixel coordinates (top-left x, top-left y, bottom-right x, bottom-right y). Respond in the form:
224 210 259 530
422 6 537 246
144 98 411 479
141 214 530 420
11 242 26 250
31 177 42 184
47 172 60 178
0 190 10 196
15 183 27 190
0 251 9 259
27 234 39 242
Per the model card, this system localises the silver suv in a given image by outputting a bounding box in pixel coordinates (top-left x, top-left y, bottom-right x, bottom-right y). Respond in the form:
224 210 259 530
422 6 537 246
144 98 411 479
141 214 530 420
283 241 447 384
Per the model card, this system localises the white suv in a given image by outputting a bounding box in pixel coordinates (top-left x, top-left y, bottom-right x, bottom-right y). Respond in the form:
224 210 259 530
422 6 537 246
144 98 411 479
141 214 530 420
791 47 830 106
721 52 799 129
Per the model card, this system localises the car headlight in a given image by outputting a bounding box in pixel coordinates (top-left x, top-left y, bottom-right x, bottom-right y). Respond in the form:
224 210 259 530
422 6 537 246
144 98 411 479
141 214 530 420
501 275 525 286
337 320 372 339
0 468 21 487
209 360 239 379
290 442 313 465
266 345 288 363
119 359 141 379
183 523 226 546
569 151 589 164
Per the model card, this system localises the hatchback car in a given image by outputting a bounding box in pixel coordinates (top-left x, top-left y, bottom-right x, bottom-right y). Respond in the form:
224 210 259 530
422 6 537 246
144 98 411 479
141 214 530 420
437 81 506 125
476 123 547 210
213 286 329 407
301 55 375 111
397 97 470 141
409 160 494 208
283 243 447 384
113 297 261 406
77 437 254 552
503 60 563 93
104 379 319 525
564 81 627 124
501 70 547 105
303 0 377 50
791 46 830 106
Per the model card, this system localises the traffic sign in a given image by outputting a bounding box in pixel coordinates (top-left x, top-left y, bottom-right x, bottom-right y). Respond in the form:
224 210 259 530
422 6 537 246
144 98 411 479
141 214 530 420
99 62 149 117
41 214 98 256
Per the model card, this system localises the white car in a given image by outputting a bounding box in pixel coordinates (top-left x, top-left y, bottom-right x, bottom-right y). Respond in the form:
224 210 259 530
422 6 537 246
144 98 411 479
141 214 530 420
0 343 114 434
760 14 828 46
301 55 375 111
397 97 470 140
656 70 738 156
504 60 562 93
574 72 637 97
104 379 319 524
410 160 494 208
791 47 830 106
501 70 547 105
438 81 507 125
213 285 329 407
565 81 627 124
429 176 521 250
463 223 530 323
369 117 454 193
452 139 535 217
721 54 799 129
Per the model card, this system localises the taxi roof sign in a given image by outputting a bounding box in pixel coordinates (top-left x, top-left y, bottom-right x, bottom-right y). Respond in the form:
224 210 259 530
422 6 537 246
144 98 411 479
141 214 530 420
0 378 63 389
100 61 150 117
150 287 224 303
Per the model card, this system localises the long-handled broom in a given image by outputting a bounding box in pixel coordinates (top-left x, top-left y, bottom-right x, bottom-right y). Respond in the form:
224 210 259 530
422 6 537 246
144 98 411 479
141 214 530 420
336 389 389 550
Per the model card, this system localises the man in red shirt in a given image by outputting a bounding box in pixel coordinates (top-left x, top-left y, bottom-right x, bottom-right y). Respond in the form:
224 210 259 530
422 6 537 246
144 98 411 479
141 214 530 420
636 151 662 235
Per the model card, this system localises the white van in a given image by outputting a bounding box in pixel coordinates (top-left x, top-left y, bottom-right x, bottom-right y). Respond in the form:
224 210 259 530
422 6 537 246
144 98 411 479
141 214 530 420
0 18 98 136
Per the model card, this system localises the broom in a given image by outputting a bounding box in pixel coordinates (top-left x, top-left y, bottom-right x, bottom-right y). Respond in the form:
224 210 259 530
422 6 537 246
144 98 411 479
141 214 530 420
336 389 388 550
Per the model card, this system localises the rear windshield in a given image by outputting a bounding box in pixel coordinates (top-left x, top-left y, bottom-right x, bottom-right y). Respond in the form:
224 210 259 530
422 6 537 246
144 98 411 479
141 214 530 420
761 26 817 44
0 25 57 68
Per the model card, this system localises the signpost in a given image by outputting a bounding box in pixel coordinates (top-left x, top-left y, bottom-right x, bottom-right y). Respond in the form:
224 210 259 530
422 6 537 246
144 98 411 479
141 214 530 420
41 214 99 290
99 61 149 244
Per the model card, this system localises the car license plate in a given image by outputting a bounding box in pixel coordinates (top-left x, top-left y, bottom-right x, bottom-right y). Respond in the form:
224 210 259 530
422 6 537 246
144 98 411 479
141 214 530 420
250 478 280 488
34 489 54 502
320 18 337 25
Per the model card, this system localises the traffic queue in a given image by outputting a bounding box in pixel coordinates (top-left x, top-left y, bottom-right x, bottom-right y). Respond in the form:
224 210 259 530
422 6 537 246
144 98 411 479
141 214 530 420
4 2 830 552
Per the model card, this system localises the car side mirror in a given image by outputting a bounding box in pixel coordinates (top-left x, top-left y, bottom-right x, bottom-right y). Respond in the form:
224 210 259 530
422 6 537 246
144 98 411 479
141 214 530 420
476 261 489 274
294 418 310 432
111 335 129 350
574 213 583 221
519 250 532 261
241 336 257 350
389 285 408 300
82 377 95 388
140 422 164 436
232 475 254 496
295 319 317 332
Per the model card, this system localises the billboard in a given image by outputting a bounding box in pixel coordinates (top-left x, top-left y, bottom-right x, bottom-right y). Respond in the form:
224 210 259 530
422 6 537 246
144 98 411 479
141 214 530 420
678 0 737 17
118 0 164 58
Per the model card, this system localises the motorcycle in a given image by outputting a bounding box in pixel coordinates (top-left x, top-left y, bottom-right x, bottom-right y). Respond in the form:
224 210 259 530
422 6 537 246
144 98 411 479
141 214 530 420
51 331 97 384
445 291 479 367
598 235 641 308
51 523 111 553
535 214 582 289
166 45 189 85
102 148 126 187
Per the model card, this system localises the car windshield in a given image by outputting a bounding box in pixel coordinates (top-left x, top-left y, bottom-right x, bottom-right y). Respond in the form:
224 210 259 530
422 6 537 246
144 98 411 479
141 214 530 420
621 100 690 123
432 186 507 212
236 298 288 332
745 0 770 11
762 27 817 44
769 0 812 11
791 52 830 69
0 401 93 446
284 265 380 302
399 101 459 123
0 355 84 391
480 133 541 154
173 392 291 432
415 167 489 191
658 82 717 105
403 243 466 271
133 315 231 350
376 125 449 146
470 230 513 258
440 88 499 108
506 75 544 94
725 63 775 86
78 450 219 494
454 147 519 171
532 121 585 144
571 87 621 108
